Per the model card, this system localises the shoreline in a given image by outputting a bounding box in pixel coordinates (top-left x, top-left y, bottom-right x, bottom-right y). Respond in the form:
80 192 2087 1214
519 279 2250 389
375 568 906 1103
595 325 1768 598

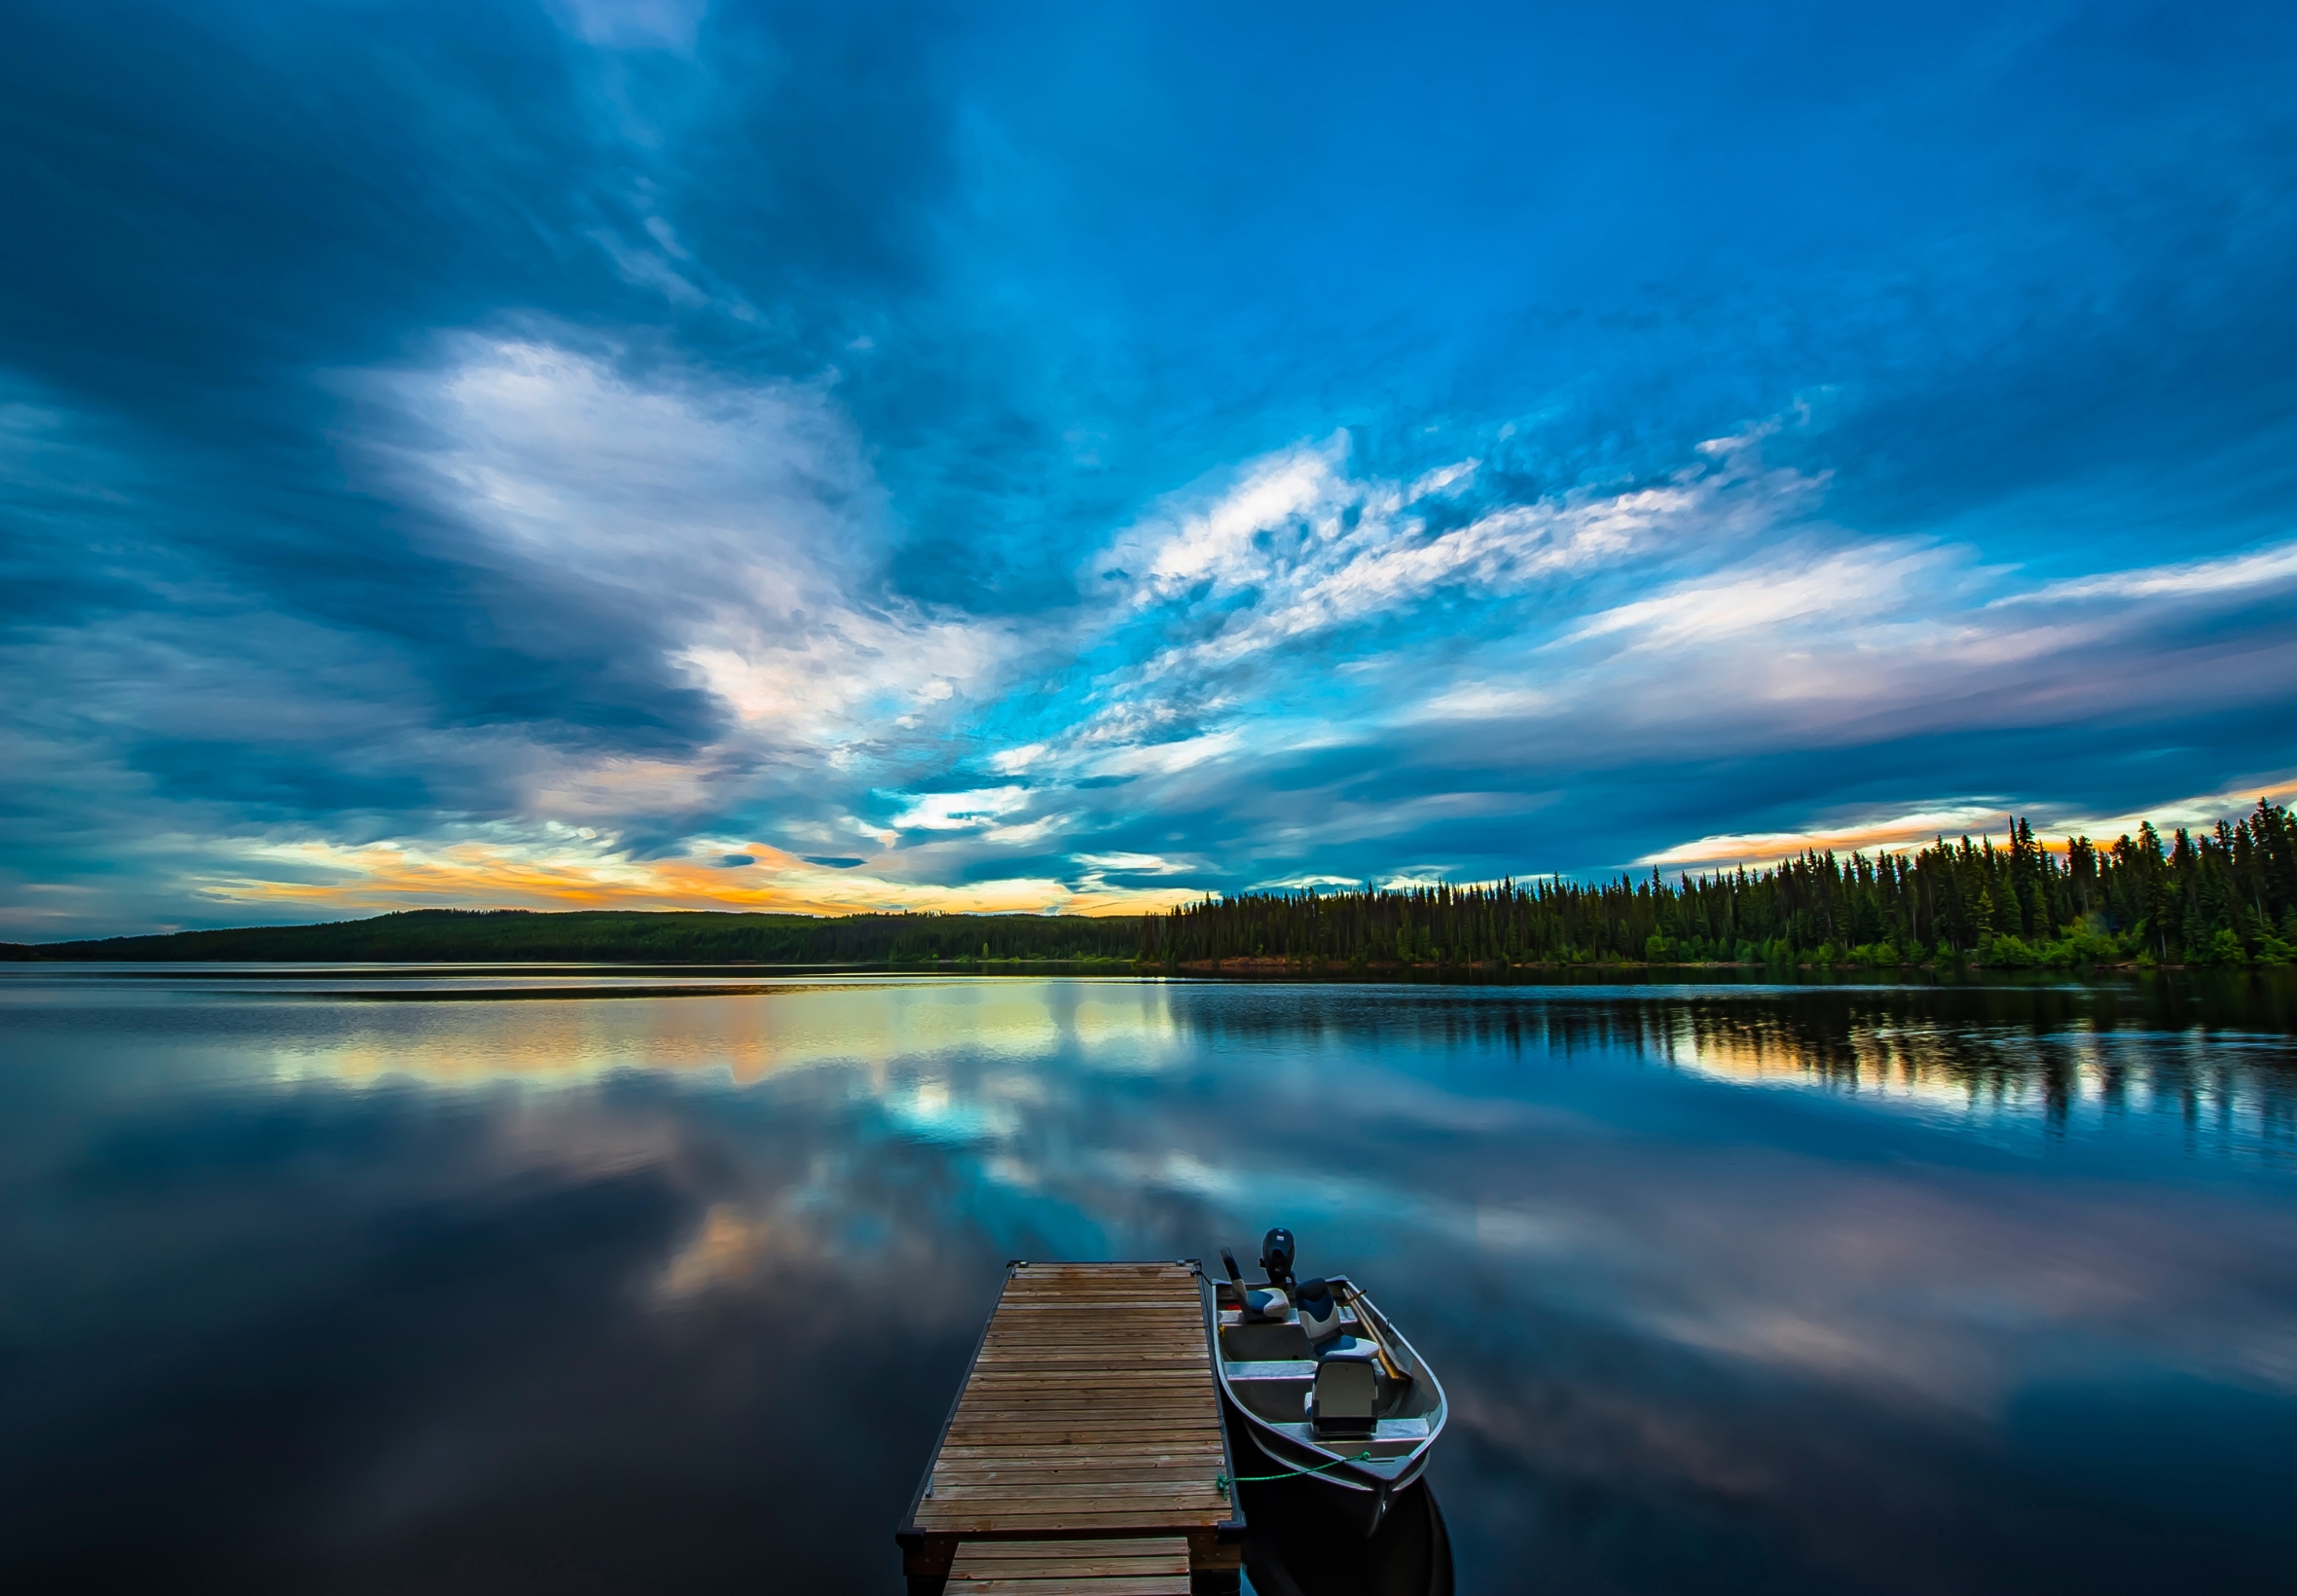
1155 955 2247 976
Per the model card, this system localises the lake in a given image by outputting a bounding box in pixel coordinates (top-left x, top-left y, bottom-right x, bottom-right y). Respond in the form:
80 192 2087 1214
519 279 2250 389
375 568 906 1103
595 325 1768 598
3 966 2294 1593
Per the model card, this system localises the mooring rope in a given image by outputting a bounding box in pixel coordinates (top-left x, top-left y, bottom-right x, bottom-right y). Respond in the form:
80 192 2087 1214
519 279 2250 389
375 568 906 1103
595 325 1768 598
1216 1449 1378 1499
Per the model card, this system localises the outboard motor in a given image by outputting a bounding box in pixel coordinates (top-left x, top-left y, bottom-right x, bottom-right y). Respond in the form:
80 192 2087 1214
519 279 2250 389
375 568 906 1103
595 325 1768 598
1258 1227 1296 1290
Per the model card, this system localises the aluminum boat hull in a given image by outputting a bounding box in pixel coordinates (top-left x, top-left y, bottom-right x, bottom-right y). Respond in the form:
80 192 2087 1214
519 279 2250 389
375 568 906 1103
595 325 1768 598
1212 1275 1447 1537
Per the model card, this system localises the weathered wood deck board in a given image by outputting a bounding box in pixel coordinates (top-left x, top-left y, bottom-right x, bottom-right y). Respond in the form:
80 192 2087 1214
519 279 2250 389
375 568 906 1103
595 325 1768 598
897 1262 1244 1594
944 1535 1191 1593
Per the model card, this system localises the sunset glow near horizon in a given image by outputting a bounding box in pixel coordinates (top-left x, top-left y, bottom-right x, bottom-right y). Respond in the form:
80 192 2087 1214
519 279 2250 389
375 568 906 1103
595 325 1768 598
5 2 2296 937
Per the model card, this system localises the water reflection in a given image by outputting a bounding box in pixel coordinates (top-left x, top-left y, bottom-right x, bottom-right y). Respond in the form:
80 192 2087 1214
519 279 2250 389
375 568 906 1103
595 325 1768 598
0 969 2293 1593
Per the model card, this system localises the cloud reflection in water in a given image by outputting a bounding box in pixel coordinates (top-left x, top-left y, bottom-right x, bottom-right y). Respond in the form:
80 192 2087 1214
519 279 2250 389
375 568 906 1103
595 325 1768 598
1 970 2293 1592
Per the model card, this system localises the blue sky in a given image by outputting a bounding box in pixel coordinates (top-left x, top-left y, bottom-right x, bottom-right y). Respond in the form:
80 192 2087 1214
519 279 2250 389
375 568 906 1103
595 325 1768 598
4 0 2295 935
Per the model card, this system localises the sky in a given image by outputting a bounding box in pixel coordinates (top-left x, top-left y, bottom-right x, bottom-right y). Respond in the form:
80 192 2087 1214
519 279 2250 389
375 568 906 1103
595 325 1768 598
3 0 2296 938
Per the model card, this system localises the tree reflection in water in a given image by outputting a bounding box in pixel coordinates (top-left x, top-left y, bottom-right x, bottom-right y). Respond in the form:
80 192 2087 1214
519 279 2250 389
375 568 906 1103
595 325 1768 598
0 967 2290 1593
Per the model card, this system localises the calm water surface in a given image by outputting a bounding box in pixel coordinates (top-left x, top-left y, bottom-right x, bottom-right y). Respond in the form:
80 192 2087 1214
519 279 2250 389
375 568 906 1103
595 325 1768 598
4 967 2295 1593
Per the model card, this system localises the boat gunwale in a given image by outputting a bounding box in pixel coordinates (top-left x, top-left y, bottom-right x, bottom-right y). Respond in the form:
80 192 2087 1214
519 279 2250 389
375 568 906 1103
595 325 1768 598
1212 1273 1448 1498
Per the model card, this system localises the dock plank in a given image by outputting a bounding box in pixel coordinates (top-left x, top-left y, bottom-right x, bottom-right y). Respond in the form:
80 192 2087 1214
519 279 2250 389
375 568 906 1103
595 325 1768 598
945 1535 1192 1594
899 1262 1242 1593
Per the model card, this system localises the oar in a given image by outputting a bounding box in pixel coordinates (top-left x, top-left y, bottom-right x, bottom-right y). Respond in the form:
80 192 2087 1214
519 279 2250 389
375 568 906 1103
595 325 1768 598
1338 1284 1412 1389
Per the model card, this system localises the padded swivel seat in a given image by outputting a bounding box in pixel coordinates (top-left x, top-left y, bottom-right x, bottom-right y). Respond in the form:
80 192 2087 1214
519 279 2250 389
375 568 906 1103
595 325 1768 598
1294 1278 1380 1436
1294 1277 1343 1345
1310 1339 1380 1437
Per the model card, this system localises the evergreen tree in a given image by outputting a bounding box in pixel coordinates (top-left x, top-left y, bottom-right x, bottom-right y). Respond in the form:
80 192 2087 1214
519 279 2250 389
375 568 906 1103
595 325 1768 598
1137 802 2297 970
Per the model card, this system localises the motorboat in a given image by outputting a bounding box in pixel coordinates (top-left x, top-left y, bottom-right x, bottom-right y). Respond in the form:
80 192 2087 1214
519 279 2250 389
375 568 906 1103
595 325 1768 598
1212 1228 1447 1537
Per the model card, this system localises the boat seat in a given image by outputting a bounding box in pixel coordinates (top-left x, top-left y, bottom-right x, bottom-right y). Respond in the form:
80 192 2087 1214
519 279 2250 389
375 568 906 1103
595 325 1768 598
1310 1339 1379 1437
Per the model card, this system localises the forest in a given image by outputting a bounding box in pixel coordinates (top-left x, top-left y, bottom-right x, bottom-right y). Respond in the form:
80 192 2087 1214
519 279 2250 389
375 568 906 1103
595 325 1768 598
5 908 1144 964
1140 802 2297 970
14 803 2294 973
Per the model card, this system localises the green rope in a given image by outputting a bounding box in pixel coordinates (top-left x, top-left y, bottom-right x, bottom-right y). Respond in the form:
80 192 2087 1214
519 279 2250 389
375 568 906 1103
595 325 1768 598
1216 1449 1378 1500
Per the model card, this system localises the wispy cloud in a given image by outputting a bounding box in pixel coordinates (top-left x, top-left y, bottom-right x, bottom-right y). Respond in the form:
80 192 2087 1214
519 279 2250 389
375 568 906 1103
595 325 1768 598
197 829 1184 918
1642 805 2034 867
1995 540 2297 605
12 379 2295 931
4 0 2295 933
1642 777 2297 870
889 787 1029 831
1560 541 1962 651
550 0 709 53
1072 852 1189 875
347 335 1038 832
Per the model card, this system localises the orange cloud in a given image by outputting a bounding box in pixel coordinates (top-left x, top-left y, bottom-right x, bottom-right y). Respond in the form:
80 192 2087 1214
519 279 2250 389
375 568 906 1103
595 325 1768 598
194 835 1194 919
1641 777 2297 871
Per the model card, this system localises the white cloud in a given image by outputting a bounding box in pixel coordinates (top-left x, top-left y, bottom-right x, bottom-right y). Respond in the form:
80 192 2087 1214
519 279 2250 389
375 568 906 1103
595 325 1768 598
1375 871 1455 891
1562 541 1959 651
1996 538 2297 605
37 346 2297 935
1073 852 1188 874
1641 776 2297 871
1099 437 1800 655
1417 681 1554 719
586 224 761 323
1081 730 1245 778
1021 421 2297 848
1640 804 2020 866
641 216 691 259
587 228 709 307
981 815 1066 847
990 742 1047 775
1101 439 1352 602
1039 425 1829 782
360 336 1018 762
891 786 1030 831
1405 459 1479 500
553 0 708 52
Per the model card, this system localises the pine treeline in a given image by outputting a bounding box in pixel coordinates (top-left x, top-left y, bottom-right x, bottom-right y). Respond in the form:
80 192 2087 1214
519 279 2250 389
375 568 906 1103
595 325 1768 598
1141 802 2297 971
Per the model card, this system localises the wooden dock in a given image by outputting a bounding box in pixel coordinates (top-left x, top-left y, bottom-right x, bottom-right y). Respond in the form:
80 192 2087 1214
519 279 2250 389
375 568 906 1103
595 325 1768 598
897 1261 1245 1595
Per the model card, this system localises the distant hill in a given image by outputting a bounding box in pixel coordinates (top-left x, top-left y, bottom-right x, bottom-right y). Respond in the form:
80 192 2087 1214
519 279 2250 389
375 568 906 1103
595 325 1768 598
0 908 1145 964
